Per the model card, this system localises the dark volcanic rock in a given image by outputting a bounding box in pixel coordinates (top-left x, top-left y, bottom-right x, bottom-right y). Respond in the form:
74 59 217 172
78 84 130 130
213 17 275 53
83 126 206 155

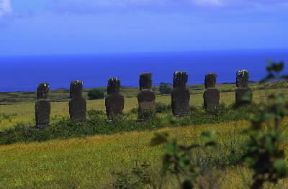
171 72 190 116
69 80 86 122
138 73 156 120
204 73 220 113
35 83 51 129
235 70 252 106
105 78 124 120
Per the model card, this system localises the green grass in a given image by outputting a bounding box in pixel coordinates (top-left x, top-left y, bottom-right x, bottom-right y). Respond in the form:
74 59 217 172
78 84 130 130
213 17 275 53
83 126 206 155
0 105 251 145
0 120 246 189
1 84 287 131
1 120 288 189
1 84 288 188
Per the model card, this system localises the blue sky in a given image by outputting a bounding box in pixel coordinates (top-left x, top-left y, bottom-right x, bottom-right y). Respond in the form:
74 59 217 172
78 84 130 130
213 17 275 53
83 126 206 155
0 0 287 56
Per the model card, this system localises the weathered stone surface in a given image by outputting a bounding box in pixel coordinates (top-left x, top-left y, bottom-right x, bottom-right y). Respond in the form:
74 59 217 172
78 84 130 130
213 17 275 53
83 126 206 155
105 78 124 120
205 73 217 89
138 90 155 105
70 80 83 98
173 71 188 88
107 77 120 94
204 73 220 112
69 80 86 122
138 73 156 120
35 83 51 129
171 72 190 116
235 88 253 106
204 89 220 112
37 83 49 99
139 73 152 90
235 70 252 106
236 70 249 88
138 73 155 119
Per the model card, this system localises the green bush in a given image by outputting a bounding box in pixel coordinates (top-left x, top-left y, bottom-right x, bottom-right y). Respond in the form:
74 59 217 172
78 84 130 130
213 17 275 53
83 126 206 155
0 106 252 145
159 82 172 95
87 88 105 100
155 102 171 113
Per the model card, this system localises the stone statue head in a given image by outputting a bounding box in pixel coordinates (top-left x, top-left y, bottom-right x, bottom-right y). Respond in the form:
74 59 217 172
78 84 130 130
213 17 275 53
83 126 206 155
173 71 188 88
205 73 217 89
70 80 83 98
139 73 152 90
236 70 249 88
107 77 121 94
37 83 49 99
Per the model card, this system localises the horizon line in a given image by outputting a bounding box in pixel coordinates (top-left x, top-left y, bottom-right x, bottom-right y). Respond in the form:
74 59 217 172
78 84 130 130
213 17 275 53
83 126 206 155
0 48 286 58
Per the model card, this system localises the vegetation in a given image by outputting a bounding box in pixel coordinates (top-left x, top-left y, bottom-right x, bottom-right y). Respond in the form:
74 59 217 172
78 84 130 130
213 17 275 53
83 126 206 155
87 88 105 100
0 120 249 189
2 86 288 131
159 82 172 95
110 61 288 189
243 94 288 189
0 105 250 145
149 131 218 189
242 62 288 189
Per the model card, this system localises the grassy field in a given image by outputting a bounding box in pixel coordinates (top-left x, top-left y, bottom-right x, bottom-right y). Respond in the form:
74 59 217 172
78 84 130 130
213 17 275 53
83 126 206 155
1 84 288 188
1 84 287 131
1 119 288 189
0 120 253 188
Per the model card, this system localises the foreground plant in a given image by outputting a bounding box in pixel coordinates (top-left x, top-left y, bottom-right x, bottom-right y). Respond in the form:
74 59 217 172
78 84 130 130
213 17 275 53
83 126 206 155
243 61 288 189
112 161 156 189
150 131 217 189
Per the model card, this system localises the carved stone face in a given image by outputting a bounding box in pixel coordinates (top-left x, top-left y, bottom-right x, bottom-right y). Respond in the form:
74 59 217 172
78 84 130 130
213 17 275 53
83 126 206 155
236 70 249 88
70 80 83 98
173 72 188 88
139 73 152 90
107 77 120 94
205 73 217 89
37 83 49 99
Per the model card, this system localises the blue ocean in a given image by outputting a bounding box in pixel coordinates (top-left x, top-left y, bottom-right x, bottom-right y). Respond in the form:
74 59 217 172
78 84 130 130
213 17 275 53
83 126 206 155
0 49 287 92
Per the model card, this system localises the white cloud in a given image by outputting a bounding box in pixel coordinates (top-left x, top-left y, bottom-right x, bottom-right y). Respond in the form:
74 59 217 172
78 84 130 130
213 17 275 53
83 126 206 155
193 0 224 6
0 0 12 17
4 0 288 17
50 0 288 13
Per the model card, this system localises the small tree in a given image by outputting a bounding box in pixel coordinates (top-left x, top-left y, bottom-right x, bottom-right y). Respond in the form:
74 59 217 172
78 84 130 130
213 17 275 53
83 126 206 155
87 88 105 100
159 82 172 95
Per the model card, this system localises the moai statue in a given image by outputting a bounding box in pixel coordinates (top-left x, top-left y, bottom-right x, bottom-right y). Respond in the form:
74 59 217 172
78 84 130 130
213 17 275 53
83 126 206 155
105 78 124 120
171 72 190 116
137 73 156 120
35 83 51 129
69 80 86 122
203 73 220 113
235 70 253 106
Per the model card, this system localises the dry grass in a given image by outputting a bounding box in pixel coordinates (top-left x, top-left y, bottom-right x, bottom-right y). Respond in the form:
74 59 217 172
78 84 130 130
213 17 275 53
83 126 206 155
0 120 248 189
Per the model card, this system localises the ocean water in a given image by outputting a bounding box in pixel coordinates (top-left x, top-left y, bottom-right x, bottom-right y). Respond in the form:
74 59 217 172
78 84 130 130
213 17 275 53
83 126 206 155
0 50 287 92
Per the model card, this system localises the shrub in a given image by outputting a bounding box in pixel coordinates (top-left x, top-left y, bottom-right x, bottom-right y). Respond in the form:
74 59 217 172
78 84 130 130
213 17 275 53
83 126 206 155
150 131 218 189
155 102 171 113
159 82 172 95
87 88 105 100
112 161 155 189
242 62 288 189
0 105 251 145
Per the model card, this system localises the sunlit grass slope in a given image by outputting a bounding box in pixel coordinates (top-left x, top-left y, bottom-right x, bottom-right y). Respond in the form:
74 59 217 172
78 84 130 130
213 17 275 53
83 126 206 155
1 84 288 188
0 120 247 189
1 119 288 189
